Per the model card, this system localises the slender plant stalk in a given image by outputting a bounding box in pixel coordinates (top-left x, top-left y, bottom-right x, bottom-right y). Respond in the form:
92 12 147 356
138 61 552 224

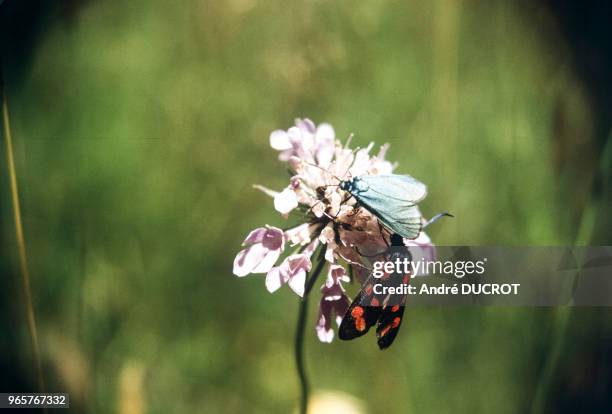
295 291 310 414
294 247 326 414
1 70 46 395
531 134 612 414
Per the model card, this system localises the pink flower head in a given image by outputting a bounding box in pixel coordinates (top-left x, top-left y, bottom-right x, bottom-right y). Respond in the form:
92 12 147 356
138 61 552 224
235 118 445 343
233 226 285 277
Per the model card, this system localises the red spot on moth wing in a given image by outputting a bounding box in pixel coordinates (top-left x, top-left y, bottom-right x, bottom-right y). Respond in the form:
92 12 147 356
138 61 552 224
355 317 366 332
379 324 391 337
391 305 400 312
370 297 380 307
365 284 373 296
351 306 364 318
403 274 410 284
392 317 401 328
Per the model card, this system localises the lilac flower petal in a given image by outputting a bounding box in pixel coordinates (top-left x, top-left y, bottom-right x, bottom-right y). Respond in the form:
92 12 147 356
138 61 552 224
326 265 349 288
315 299 334 342
315 123 335 143
312 202 326 218
284 253 312 297
314 123 335 167
274 187 298 215
324 245 335 263
316 313 334 343
270 130 292 150
285 223 311 246
265 266 287 293
242 227 267 245
232 243 268 277
289 124 315 157
278 149 294 162
286 254 312 273
316 148 334 168
370 160 394 175
351 146 374 176
302 239 319 257
260 226 285 250
288 156 302 172
321 283 344 301
297 118 316 134
332 296 350 325
290 176 301 189
287 126 302 142
334 148 355 177
288 270 306 297
233 226 284 276
232 249 250 277
315 292 349 343
251 247 282 274
318 224 335 244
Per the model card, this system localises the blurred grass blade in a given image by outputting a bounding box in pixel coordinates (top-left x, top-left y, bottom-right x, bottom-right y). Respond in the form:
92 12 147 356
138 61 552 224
1 69 46 395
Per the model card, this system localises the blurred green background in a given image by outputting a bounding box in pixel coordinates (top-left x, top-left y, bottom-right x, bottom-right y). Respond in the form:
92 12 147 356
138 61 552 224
1 0 611 413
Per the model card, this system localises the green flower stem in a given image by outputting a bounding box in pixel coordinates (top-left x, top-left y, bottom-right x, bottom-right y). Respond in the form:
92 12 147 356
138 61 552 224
295 246 326 414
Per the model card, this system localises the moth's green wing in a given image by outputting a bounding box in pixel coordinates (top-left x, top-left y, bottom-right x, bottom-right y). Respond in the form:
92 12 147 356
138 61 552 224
353 175 426 239
359 175 427 203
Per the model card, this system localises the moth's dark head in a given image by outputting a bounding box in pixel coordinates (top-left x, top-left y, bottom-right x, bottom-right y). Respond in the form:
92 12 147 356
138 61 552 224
339 180 351 192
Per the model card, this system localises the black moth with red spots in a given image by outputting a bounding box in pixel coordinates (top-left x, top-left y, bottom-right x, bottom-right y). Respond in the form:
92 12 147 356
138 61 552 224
339 233 412 350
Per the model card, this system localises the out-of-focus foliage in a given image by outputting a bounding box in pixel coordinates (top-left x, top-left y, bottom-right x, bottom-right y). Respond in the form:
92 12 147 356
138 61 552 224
1 0 610 413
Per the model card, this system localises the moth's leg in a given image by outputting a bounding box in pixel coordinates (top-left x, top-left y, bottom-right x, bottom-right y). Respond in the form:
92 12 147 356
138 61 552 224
307 187 338 218
305 183 339 216
377 221 391 247
332 220 357 245
305 200 320 215
354 245 388 258
330 194 355 220
344 257 371 270
341 194 355 205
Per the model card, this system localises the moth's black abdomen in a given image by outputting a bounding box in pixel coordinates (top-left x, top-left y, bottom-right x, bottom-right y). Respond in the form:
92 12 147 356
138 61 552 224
390 233 404 247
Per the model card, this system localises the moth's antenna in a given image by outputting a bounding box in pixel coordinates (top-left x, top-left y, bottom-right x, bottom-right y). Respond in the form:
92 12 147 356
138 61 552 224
340 164 353 181
423 212 454 229
339 147 360 181
302 160 343 183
